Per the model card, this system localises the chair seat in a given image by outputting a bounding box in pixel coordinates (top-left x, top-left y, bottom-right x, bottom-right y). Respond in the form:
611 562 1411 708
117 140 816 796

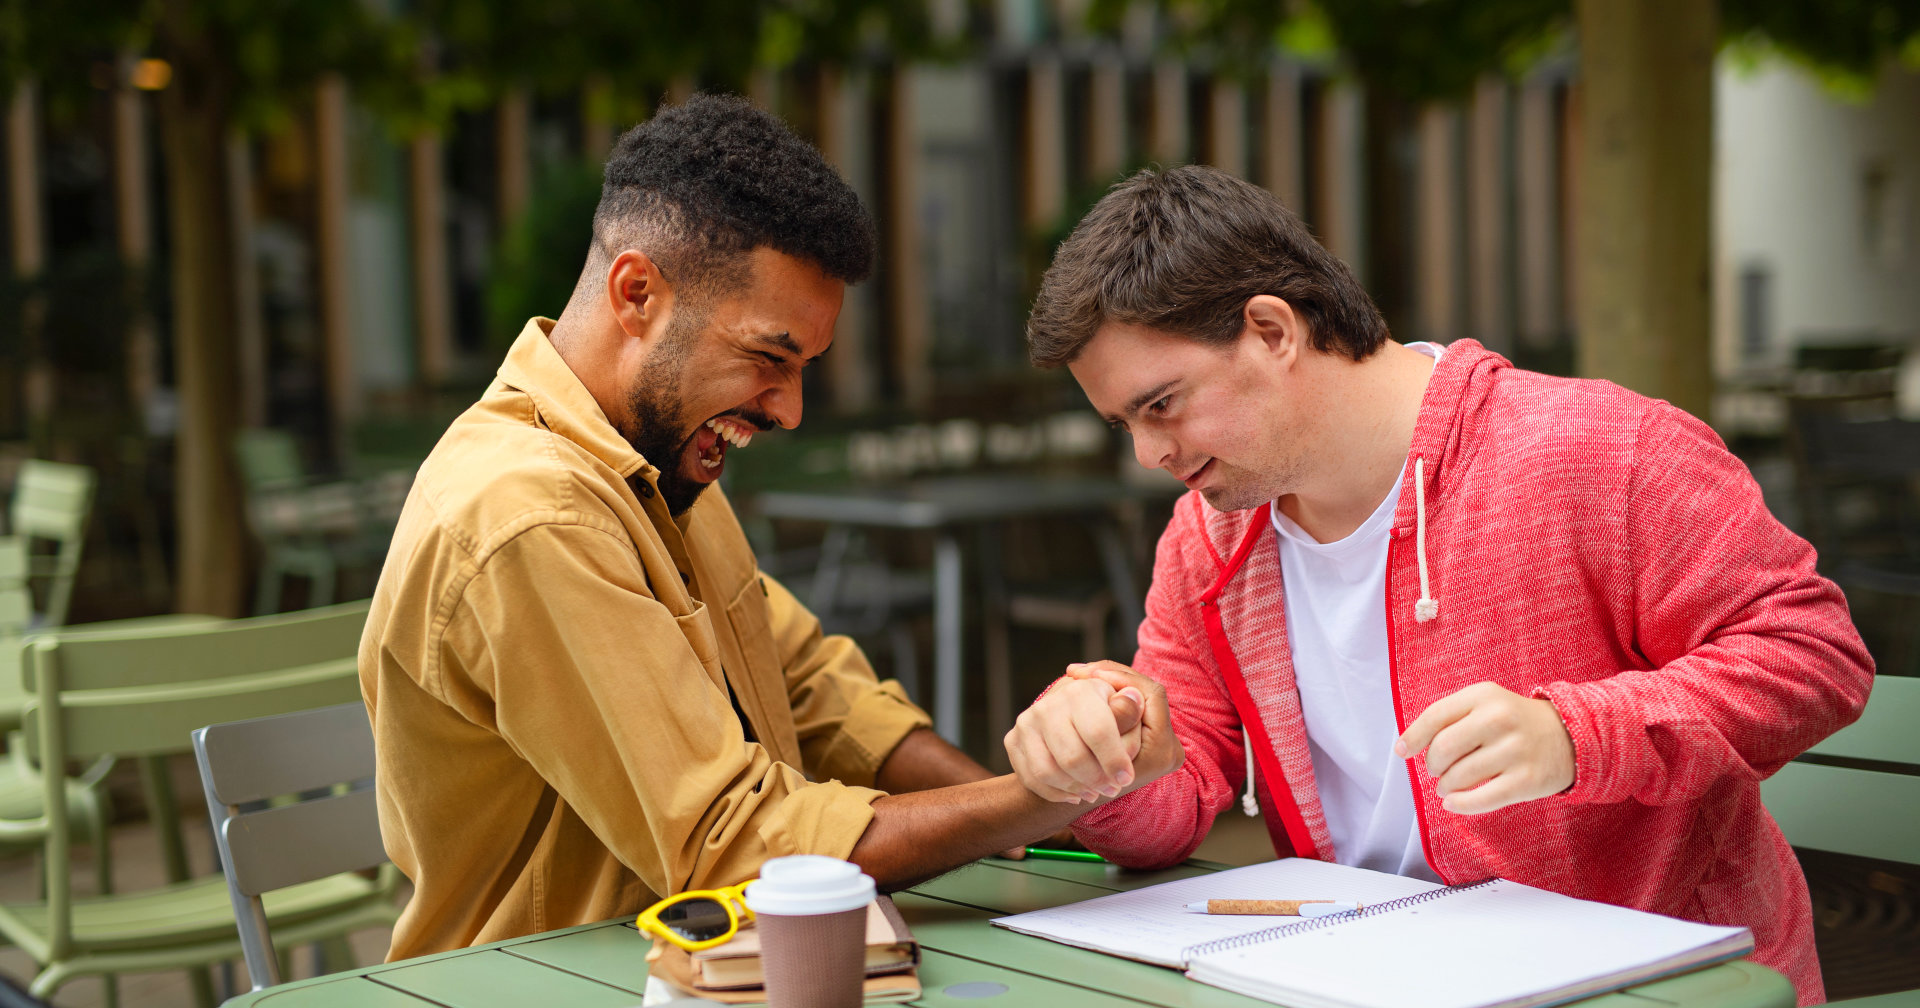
0 871 383 952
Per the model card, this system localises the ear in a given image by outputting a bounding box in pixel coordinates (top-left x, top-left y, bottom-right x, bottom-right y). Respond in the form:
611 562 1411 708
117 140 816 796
605 249 673 342
1243 295 1304 367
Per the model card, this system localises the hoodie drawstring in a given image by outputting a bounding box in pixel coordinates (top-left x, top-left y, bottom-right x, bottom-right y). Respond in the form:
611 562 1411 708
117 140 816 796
1414 455 1439 623
1241 728 1260 816
1238 458 1434 820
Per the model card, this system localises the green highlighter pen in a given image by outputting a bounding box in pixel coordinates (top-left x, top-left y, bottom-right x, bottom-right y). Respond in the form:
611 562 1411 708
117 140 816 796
1023 847 1107 863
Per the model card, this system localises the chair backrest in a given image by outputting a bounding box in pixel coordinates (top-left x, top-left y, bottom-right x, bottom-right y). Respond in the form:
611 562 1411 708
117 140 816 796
0 538 29 638
21 599 370 761
7 460 96 628
193 702 385 991
1784 400 1920 565
234 429 310 490
1760 674 1920 866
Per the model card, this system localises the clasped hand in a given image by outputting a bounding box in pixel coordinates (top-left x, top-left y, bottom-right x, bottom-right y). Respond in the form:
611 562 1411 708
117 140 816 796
1004 661 1184 805
1396 681 1575 815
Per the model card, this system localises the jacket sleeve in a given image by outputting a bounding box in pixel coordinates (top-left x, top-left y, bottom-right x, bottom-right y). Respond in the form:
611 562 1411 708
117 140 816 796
762 571 933 788
1072 497 1249 868
440 521 887 898
1538 403 1875 808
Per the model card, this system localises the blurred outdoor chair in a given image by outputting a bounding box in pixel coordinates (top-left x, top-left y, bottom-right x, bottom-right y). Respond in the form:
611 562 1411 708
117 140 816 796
236 429 407 614
741 414 1158 757
0 537 29 638
193 701 390 995
757 535 933 699
0 601 392 1005
1785 395 1920 675
1761 673 1920 1004
5 460 96 631
0 537 114 905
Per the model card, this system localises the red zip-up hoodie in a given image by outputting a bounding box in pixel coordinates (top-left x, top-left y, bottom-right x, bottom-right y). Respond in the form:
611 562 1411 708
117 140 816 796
1071 341 1873 1005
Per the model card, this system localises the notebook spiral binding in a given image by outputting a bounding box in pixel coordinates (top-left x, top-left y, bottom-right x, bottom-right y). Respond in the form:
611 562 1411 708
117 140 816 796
1181 879 1500 961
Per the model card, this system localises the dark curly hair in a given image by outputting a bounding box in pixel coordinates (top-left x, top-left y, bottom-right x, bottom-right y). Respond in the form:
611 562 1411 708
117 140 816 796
593 93 875 295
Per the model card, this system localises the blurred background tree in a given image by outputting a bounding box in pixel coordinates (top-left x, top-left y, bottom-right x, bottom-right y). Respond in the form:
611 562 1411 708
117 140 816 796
1085 0 1920 418
3 0 411 615
0 0 942 616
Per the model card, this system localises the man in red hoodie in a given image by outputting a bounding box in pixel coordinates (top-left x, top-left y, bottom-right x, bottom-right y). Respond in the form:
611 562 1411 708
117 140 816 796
1004 166 1874 1005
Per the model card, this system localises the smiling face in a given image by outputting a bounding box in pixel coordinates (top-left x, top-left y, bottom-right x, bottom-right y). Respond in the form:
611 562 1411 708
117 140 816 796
1068 317 1317 513
619 246 843 514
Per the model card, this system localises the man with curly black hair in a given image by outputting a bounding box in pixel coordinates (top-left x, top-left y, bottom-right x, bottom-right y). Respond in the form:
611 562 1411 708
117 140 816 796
360 94 1141 959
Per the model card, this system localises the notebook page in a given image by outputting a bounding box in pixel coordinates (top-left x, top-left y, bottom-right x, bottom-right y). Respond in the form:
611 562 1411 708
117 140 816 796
992 858 1441 968
1187 879 1752 1008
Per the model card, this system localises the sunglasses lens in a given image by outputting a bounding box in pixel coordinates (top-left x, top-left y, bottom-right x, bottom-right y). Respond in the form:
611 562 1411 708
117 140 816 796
657 897 733 942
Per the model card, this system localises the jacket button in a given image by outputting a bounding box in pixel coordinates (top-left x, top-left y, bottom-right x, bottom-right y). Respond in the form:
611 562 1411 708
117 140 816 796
637 483 655 499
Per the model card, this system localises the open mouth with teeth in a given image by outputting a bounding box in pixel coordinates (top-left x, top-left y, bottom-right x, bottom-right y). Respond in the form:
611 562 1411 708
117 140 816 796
689 415 756 478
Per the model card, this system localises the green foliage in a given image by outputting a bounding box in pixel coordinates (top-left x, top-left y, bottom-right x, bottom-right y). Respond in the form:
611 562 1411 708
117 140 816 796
1723 0 1920 95
416 0 942 129
0 0 148 96
1076 0 1920 103
1314 0 1570 100
5 0 951 138
1084 0 1569 93
2 0 408 129
484 159 602 353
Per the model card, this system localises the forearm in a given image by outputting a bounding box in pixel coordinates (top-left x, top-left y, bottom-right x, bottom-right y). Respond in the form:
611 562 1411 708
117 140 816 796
848 774 1087 890
874 727 994 794
1070 766 1215 869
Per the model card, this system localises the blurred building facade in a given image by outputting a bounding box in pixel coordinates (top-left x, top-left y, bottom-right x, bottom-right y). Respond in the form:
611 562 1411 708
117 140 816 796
1715 61 1920 374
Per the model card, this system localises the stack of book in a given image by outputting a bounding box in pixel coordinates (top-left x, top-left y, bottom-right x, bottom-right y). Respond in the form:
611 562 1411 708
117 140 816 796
647 895 921 1004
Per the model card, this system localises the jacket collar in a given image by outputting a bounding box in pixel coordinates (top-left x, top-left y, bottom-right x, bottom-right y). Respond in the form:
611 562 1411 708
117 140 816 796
496 318 661 488
1406 338 1509 502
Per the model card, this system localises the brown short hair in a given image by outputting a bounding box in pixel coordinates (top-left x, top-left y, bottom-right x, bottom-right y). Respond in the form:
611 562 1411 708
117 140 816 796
1026 166 1388 368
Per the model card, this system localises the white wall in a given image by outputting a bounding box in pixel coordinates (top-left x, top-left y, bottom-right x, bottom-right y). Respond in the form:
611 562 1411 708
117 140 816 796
1714 60 1920 372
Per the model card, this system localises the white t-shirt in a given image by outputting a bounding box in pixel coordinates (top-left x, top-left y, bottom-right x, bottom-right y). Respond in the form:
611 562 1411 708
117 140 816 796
1269 341 1441 883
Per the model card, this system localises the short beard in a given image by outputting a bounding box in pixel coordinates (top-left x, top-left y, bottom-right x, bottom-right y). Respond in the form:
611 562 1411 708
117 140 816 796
622 309 707 516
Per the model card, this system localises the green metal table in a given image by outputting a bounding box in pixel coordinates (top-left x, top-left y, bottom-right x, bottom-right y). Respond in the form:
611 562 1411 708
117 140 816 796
226 858 1796 1007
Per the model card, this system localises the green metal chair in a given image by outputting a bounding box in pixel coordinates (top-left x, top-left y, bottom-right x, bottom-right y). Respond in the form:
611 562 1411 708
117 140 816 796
0 601 398 1003
7 460 96 631
237 429 386 616
0 536 114 895
1761 674 1920 1005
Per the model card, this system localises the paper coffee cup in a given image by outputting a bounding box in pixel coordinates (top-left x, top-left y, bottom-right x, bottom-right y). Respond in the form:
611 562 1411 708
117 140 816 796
744 856 876 1008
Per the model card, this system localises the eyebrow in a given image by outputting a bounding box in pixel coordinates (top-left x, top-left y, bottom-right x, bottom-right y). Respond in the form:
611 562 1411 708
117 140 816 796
1103 379 1179 425
746 331 822 363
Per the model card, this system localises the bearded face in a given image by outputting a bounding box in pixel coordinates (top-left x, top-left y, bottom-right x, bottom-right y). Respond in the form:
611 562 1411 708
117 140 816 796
619 300 775 516
611 247 844 515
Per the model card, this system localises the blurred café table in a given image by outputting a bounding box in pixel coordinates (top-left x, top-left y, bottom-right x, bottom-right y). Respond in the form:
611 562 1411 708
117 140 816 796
751 473 1178 749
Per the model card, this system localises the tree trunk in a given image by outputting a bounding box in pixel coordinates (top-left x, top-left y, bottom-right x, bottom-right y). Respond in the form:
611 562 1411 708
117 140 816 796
156 62 246 616
7 80 53 448
1574 0 1716 418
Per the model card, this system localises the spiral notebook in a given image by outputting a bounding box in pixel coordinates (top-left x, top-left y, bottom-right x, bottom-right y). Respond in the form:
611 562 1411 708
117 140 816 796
993 859 1753 1008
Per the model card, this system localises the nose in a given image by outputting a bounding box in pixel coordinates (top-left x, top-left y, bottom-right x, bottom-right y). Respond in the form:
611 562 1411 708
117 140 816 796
1130 428 1171 471
756 373 803 430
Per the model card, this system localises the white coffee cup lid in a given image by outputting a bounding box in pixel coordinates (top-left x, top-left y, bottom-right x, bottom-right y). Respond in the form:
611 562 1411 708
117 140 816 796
743 855 876 916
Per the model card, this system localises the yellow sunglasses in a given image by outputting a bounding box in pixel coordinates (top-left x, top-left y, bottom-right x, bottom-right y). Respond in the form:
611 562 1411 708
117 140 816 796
636 880 755 951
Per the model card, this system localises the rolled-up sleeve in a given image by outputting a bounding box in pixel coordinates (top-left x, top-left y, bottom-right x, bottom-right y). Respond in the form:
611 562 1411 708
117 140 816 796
759 572 932 789
439 521 886 895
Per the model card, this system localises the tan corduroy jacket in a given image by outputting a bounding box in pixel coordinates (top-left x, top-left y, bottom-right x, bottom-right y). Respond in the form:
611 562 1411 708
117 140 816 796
361 319 931 960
